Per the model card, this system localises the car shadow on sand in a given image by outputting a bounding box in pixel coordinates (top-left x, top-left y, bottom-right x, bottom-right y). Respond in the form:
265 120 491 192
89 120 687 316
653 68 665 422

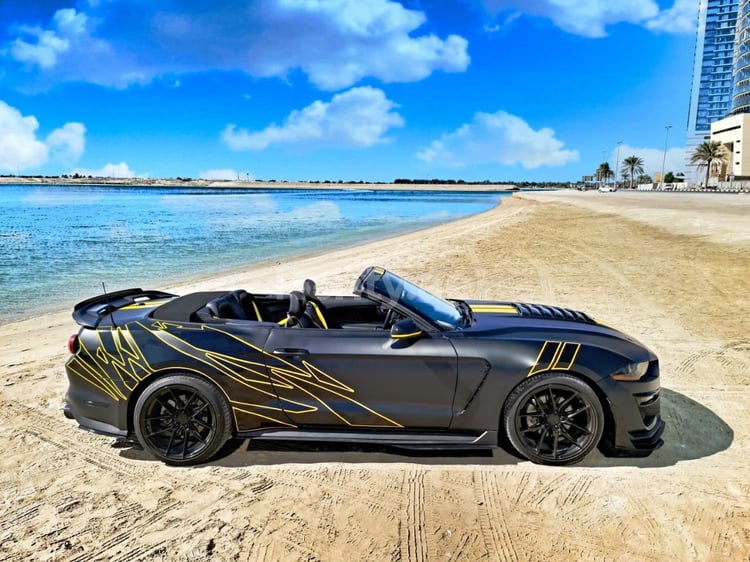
579 387 734 469
117 387 732 469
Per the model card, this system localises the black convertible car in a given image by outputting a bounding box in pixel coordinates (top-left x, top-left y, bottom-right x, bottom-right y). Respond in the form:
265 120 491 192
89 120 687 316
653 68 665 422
64 266 664 466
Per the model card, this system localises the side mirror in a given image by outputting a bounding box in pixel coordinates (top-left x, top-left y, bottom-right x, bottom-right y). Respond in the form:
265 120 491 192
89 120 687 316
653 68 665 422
390 318 423 340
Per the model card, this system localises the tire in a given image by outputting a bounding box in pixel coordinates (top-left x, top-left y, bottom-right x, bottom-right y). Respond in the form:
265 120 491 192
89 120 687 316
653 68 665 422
502 373 604 466
134 373 233 466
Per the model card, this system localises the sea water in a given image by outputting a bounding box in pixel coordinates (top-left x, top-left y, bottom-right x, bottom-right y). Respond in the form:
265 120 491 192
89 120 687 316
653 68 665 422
0 184 508 322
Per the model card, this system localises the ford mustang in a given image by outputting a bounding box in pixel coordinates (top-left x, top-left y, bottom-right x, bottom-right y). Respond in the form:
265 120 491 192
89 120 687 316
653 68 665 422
64 266 664 466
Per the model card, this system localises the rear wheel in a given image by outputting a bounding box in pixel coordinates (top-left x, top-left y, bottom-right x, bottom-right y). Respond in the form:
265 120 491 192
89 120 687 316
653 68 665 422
503 373 604 465
134 373 233 465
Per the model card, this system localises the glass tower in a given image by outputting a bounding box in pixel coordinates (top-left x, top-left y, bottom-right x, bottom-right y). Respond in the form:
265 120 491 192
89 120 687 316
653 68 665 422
731 1 750 112
685 0 738 182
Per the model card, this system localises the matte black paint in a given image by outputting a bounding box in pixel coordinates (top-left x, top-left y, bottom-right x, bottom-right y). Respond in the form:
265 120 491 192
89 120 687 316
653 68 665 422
64 269 665 463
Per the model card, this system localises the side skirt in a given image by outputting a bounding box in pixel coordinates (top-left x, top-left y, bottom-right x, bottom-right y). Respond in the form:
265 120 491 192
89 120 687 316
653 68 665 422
236 428 498 450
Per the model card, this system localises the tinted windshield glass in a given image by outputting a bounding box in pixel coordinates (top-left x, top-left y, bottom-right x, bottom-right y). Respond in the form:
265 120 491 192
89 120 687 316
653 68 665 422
370 271 462 329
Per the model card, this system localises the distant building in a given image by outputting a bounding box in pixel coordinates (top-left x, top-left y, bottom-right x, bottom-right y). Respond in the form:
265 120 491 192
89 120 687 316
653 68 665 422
730 0 750 114
709 1 750 182
686 0 739 183
710 113 750 181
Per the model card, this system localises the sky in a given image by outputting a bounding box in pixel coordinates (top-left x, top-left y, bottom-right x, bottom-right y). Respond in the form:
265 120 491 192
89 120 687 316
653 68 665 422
0 0 697 183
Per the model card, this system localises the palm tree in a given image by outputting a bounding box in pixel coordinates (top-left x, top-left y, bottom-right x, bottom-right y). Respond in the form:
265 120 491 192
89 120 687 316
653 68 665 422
690 141 730 188
621 156 645 189
595 162 613 186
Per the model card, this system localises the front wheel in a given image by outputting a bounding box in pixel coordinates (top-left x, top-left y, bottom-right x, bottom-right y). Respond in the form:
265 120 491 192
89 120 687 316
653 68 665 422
503 373 604 465
134 373 233 465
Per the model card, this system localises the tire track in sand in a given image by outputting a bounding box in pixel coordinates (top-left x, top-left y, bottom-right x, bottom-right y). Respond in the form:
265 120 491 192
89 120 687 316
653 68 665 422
68 498 182 562
473 470 519 561
398 469 429 562
0 402 143 478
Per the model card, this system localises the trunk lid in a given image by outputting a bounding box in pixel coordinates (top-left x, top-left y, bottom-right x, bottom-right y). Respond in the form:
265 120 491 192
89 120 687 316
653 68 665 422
72 288 175 328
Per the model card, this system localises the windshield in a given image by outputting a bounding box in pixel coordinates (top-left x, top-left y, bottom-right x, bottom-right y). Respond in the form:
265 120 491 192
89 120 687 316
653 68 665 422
365 269 463 329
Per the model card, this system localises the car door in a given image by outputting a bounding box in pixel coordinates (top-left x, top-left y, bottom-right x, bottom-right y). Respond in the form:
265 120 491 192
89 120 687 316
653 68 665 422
261 325 458 429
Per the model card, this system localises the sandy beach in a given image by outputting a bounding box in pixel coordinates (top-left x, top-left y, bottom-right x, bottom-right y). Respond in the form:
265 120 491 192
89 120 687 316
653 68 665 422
0 190 748 560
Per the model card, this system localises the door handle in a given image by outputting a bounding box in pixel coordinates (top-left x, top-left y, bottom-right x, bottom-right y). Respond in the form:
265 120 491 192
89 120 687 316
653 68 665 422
272 348 310 357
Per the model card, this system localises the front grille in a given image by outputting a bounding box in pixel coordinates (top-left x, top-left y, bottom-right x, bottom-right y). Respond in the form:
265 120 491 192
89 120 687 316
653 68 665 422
513 302 596 324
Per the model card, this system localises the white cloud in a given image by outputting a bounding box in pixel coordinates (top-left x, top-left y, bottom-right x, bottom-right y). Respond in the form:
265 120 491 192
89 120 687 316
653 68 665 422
153 0 470 90
223 86 404 150
6 8 135 88
11 29 69 68
5 1 469 90
643 0 696 34
0 100 86 172
199 169 250 180
47 122 86 163
71 162 136 178
417 110 578 169
481 0 695 38
0 101 48 170
10 9 88 68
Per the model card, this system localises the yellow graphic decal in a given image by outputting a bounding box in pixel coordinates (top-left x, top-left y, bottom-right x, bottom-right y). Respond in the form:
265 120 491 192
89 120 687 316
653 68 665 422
391 330 423 339
69 321 404 430
470 304 519 315
527 341 581 377
67 325 154 401
120 299 172 311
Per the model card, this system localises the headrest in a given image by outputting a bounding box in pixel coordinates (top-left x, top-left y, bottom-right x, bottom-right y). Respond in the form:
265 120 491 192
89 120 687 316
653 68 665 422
206 295 245 319
231 289 251 308
288 290 306 317
303 279 317 300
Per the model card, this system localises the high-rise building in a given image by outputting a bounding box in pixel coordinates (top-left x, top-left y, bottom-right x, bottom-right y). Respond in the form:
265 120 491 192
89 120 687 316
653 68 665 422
685 0 738 182
730 0 750 112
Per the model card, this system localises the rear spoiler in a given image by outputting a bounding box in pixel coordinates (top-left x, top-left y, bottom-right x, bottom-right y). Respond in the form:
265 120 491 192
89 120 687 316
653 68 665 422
72 288 175 328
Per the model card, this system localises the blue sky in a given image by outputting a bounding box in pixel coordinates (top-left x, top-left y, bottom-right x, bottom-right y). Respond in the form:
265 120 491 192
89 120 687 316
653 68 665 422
0 0 696 183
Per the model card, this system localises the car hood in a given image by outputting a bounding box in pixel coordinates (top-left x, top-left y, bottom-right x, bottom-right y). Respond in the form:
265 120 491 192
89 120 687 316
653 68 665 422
463 300 646 347
466 301 596 324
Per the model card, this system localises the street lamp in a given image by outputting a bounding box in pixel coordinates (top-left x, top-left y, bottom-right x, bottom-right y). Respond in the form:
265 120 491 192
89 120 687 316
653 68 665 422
614 141 622 189
660 125 672 190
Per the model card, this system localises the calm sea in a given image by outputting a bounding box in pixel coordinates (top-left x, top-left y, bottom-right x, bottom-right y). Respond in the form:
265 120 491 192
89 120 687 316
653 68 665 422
0 184 508 322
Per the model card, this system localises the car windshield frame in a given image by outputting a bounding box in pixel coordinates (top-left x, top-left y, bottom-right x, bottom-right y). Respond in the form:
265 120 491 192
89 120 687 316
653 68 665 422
358 268 464 330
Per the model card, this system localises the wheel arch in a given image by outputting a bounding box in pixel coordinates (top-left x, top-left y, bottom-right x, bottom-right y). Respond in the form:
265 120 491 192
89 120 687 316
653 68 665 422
500 368 614 448
127 367 238 436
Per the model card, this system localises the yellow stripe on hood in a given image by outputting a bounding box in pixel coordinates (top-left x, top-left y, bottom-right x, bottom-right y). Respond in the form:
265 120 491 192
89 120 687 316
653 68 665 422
469 305 519 314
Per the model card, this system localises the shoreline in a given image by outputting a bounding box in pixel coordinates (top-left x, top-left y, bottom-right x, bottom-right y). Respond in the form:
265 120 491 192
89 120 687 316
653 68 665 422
0 177 519 191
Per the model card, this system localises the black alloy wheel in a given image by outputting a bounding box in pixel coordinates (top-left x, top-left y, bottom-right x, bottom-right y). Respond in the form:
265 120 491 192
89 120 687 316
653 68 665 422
503 373 604 465
134 374 232 465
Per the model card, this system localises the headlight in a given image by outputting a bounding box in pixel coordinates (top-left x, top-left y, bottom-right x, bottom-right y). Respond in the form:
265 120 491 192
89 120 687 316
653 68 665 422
611 361 650 381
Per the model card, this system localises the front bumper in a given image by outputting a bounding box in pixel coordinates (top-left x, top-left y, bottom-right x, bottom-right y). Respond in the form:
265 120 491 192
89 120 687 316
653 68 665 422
599 365 665 456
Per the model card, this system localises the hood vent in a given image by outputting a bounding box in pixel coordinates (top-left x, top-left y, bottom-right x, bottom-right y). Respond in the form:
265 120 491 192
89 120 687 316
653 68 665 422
513 302 596 324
